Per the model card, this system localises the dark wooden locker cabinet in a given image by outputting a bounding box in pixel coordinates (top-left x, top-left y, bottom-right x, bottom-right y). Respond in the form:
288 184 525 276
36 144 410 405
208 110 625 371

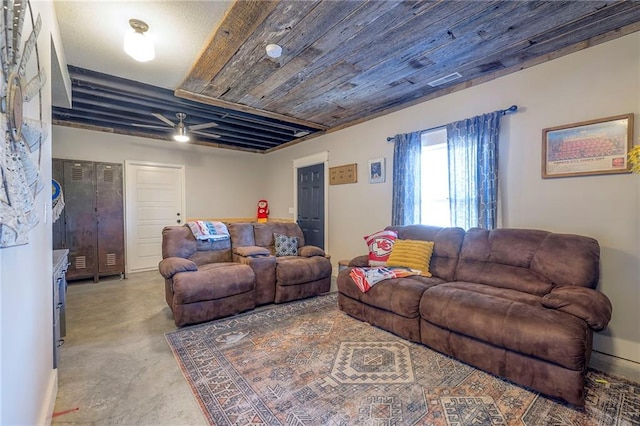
96 163 125 277
52 159 125 282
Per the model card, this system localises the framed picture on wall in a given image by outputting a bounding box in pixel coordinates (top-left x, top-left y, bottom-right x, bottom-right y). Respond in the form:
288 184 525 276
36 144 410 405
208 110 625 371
368 158 385 183
542 113 634 178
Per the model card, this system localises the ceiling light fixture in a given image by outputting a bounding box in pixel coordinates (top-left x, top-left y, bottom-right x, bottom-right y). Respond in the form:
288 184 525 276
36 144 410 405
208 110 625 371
265 43 282 58
124 19 155 62
173 127 190 143
293 130 310 138
173 113 190 142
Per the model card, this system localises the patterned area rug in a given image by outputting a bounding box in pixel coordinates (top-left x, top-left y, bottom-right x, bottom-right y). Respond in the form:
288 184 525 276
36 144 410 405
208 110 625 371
166 293 639 425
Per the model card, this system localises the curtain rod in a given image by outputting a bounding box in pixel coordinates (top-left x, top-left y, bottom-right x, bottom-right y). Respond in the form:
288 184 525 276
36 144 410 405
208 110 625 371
386 104 518 142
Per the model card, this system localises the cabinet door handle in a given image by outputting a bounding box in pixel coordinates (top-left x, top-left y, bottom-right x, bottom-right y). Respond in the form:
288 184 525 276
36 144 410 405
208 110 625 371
177 219 181 224
57 339 65 347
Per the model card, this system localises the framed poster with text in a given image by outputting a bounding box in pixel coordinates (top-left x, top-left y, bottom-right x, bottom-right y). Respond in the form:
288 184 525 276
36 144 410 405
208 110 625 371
542 113 634 178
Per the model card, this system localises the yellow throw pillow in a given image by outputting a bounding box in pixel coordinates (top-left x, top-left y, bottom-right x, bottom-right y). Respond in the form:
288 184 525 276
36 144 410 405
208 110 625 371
385 239 435 277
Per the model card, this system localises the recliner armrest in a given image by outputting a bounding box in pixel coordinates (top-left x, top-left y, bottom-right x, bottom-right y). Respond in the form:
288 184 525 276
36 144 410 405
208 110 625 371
541 286 612 331
349 255 369 267
299 245 325 257
158 257 197 279
233 245 271 257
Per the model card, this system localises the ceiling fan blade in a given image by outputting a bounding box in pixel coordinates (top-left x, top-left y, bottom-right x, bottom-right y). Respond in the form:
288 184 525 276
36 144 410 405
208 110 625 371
191 130 222 139
132 123 172 130
189 121 218 131
152 113 176 127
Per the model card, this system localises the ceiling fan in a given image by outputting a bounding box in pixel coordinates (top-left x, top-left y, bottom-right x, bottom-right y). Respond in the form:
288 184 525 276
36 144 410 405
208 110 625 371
133 112 221 142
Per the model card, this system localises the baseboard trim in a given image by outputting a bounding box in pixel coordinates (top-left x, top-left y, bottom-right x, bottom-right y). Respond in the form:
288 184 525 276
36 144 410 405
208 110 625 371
590 350 640 382
593 334 640 364
38 369 58 426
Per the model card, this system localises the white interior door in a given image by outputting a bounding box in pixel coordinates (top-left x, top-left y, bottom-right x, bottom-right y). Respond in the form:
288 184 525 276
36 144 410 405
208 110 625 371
125 161 185 273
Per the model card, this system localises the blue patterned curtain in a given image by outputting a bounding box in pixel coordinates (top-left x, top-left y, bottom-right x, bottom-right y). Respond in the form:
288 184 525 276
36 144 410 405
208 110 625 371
392 132 421 226
446 111 501 229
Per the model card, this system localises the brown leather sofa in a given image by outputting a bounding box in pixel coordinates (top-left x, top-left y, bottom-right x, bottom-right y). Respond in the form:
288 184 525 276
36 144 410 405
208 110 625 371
228 222 332 303
337 224 612 406
159 222 331 327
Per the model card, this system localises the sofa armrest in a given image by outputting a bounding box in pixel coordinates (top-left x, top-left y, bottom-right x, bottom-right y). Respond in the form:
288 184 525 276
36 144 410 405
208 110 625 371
158 257 197 279
541 286 612 331
299 245 325 257
349 255 369 267
233 245 271 257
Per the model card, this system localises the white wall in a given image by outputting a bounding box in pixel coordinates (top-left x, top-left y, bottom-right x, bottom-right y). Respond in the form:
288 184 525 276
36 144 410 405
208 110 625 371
1 2 58 424
52 128 267 219
264 33 640 363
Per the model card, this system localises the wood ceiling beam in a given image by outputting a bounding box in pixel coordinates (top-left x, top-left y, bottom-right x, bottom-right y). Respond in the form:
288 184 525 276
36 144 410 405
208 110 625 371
174 88 327 131
178 0 280 94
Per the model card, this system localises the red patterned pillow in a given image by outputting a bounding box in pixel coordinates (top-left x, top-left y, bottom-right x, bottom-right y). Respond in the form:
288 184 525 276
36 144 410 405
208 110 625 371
363 230 398 266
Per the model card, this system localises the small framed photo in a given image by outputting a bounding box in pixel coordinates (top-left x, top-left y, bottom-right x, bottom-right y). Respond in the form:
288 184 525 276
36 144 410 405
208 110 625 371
368 158 385 183
542 113 634 178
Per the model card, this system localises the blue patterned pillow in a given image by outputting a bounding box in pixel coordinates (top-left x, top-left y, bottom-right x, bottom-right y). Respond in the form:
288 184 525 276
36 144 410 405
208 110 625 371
274 233 298 256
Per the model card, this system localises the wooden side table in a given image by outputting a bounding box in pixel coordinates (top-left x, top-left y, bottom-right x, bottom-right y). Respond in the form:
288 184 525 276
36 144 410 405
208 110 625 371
338 259 350 274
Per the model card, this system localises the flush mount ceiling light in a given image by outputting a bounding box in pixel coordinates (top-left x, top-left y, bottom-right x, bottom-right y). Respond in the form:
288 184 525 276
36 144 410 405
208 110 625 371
124 19 155 62
265 43 282 58
293 130 310 138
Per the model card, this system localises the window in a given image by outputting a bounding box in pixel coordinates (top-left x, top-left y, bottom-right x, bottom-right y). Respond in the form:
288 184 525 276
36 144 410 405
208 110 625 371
421 128 450 227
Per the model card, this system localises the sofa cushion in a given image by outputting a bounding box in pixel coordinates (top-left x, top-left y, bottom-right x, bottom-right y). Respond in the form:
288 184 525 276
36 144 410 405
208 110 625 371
455 228 600 295
432 282 543 306
420 283 590 370
363 229 397 266
385 239 434 276
530 233 600 288
455 228 554 295
339 274 445 319
254 222 305 250
162 225 232 265
228 222 256 247
386 225 464 281
275 256 331 286
275 233 299 256
171 263 255 304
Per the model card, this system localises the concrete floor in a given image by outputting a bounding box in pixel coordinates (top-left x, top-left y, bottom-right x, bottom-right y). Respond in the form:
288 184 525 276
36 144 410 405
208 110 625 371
52 270 207 425
52 271 640 425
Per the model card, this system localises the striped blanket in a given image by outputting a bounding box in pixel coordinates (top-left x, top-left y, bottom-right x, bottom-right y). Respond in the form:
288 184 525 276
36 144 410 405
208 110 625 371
187 221 230 241
349 267 418 293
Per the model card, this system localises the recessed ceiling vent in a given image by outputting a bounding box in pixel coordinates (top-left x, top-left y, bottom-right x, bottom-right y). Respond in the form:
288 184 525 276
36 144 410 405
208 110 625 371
427 72 462 87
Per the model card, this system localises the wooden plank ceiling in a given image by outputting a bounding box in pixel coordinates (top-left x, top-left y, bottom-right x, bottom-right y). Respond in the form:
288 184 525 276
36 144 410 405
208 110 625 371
55 0 640 153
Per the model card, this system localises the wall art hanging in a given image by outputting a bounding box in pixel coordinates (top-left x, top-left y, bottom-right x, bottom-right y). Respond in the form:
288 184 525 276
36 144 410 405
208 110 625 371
542 113 633 178
0 0 47 247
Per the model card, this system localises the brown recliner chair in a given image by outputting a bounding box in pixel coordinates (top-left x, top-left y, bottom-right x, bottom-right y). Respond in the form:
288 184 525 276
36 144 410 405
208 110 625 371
229 222 332 304
159 226 256 327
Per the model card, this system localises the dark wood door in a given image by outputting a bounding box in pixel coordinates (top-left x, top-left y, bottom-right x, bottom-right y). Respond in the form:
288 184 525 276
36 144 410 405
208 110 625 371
96 163 124 276
63 161 97 280
297 164 324 249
